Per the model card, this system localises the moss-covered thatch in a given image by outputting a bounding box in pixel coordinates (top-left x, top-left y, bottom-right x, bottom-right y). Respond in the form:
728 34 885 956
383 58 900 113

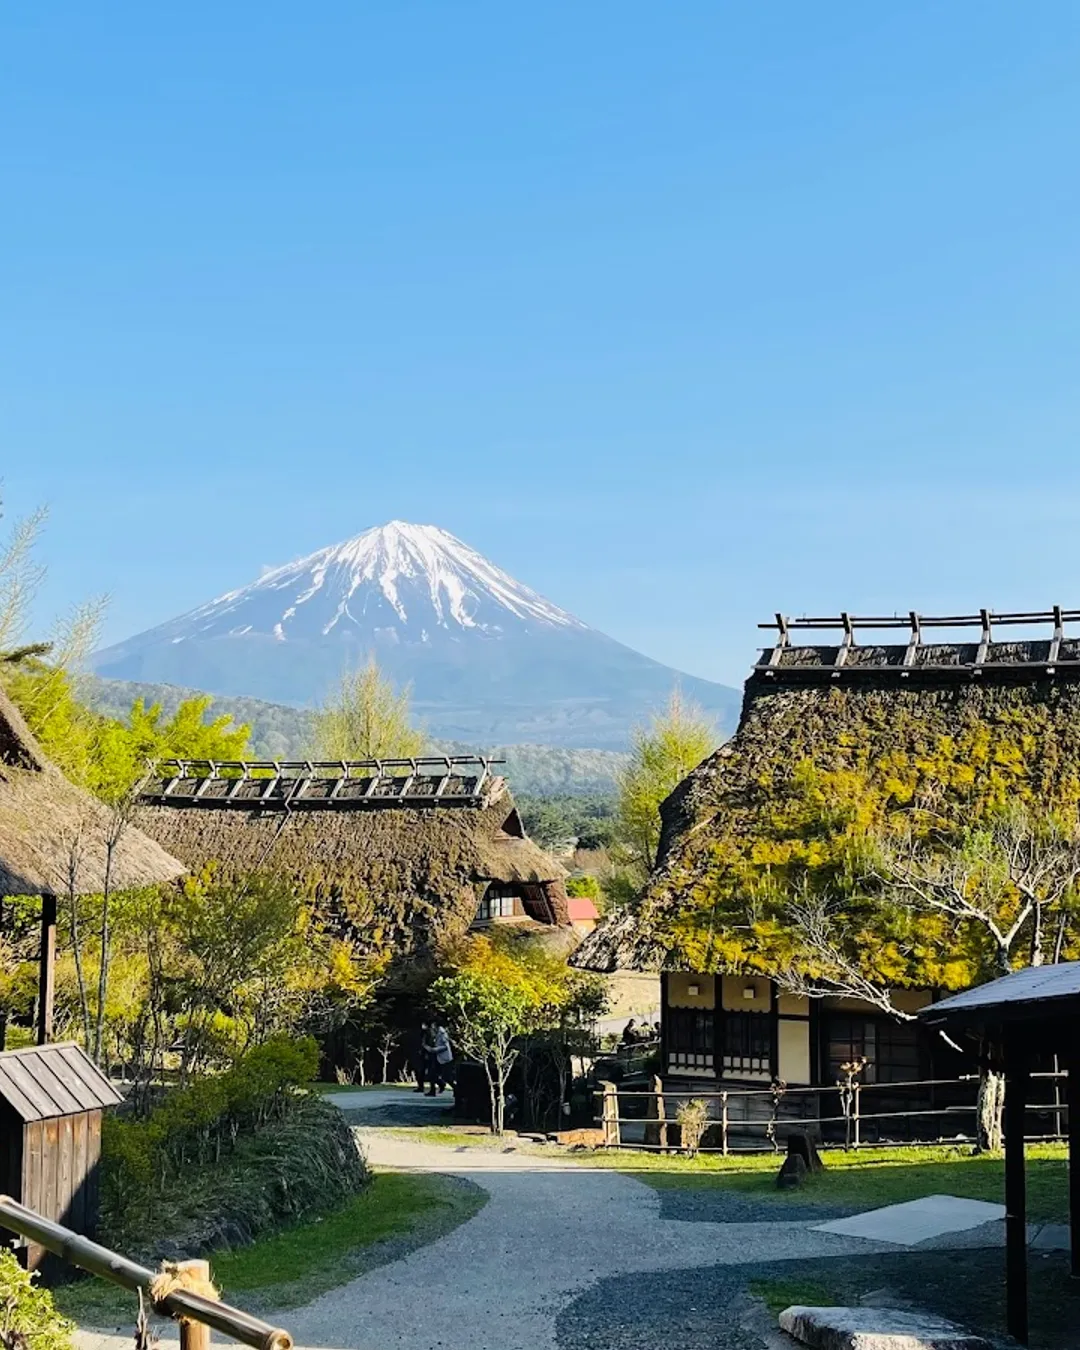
574 646 1080 974
0 688 186 898
136 779 569 957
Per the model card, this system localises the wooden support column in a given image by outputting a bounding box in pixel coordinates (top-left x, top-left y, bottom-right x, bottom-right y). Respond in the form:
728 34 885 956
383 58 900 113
178 1260 212 1350
36 891 57 1046
1004 1041 1030 1345
1067 1049 1080 1281
0 895 6 1051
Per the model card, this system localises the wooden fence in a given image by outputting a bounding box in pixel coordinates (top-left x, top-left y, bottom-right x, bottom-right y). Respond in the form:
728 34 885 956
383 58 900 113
594 1072 1071 1154
0 1194 291 1350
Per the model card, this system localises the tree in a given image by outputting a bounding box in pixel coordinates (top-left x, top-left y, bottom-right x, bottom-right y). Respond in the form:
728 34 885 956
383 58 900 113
311 659 425 761
430 936 567 1133
0 499 47 661
4 659 250 804
613 690 715 885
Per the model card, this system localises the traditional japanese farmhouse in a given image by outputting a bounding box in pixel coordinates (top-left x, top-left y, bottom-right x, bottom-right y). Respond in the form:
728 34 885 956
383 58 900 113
574 608 1080 1132
0 685 185 900
134 756 571 956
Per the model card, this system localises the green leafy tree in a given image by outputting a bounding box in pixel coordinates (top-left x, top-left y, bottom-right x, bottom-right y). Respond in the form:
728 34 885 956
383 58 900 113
312 658 425 761
90 695 250 802
617 691 715 873
431 935 570 1133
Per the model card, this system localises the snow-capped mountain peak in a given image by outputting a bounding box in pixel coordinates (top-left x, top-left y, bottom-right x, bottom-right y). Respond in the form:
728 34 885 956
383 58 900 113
92 519 742 749
161 521 587 645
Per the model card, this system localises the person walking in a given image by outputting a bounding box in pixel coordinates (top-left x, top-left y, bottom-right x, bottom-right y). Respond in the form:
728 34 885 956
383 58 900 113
427 1022 454 1096
410 1022 430 1094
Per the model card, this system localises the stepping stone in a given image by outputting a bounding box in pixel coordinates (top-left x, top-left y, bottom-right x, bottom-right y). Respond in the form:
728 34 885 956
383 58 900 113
812 1195 1005 1246
779 1305 994 1350
1030 1222 1070 1251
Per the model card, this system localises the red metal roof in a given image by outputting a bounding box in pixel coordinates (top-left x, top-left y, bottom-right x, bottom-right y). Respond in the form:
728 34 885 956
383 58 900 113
567 896 599 921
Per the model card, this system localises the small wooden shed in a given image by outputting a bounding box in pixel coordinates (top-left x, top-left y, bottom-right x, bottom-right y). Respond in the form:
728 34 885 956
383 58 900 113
0 1042 123 1264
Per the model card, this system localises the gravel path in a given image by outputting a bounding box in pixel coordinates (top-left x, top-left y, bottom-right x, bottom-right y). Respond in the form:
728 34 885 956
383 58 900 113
76 1091 894 1350
275 1125 891 1350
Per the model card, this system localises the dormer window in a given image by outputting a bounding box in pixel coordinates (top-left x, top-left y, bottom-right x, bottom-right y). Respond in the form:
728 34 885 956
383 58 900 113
475 882 525 922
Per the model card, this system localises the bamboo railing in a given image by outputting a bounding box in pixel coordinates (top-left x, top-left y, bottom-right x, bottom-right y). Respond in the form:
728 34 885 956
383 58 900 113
0 1196 292 1350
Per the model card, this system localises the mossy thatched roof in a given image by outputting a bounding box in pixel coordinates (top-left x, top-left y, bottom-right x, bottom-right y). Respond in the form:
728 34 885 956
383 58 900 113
0 687 186 898
574 643 1080 973
135 778 569 956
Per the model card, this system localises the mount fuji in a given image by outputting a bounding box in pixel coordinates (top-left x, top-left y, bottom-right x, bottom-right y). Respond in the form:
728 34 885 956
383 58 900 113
91 522 740 749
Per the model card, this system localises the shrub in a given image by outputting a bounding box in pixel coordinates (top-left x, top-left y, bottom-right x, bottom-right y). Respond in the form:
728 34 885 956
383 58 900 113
566 875 601 899
0 1248 75 1350
102 1035 328 1240
676 1098 710 1158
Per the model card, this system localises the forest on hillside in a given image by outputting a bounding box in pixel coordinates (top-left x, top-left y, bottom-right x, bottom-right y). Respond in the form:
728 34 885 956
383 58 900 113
82 675 628 795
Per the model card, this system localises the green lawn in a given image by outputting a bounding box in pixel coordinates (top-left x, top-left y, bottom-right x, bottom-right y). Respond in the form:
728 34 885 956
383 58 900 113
593 1142 1068 1220
53 1170 486 1326
386 1124 1069 1222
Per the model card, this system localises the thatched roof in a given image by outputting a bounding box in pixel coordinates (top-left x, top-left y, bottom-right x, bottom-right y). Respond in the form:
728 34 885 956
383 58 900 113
0 687 186 898
574 623 1080 974
134 763 569 957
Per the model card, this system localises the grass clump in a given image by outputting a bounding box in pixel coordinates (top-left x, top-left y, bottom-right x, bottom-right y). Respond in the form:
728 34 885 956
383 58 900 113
749 1275 837 1315
674 1099 710 1157
388 1123 1069 1223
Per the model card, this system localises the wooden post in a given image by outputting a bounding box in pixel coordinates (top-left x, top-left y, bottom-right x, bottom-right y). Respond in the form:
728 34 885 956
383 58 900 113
644 1075 667 1152
36 892 57 1046
0 895 6 1051
720 1090 729 1156
853 1082 861 1151
178 1261 212 1350
1004 1044 1029 1345
1053 1056 1063 1141
1066 1050 1079 1281
600 1081 620 1148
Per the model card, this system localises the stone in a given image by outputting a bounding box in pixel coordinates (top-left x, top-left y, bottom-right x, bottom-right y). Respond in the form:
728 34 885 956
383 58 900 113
1029 1222 1070 1251
777 1152 808 1189
787 1129 825 1173
779 1305 994 1350
813 1195 1005 1245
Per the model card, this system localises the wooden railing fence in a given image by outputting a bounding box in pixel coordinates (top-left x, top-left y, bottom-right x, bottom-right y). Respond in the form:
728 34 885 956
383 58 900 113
594 1072 1070 1154
0 1195 291 1350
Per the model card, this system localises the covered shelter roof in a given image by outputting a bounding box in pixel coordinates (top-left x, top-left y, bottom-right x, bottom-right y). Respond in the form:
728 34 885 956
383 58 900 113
920 962 1080 1062
0 1042 124 1121
919 963 1079 1345
0 686 186 898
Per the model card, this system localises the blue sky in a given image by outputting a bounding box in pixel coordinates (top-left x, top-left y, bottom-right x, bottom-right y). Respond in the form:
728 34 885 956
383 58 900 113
4 3 1080 687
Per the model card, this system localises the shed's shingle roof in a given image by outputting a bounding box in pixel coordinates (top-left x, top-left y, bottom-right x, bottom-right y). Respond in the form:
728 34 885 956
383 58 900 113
0 1042 124 1121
